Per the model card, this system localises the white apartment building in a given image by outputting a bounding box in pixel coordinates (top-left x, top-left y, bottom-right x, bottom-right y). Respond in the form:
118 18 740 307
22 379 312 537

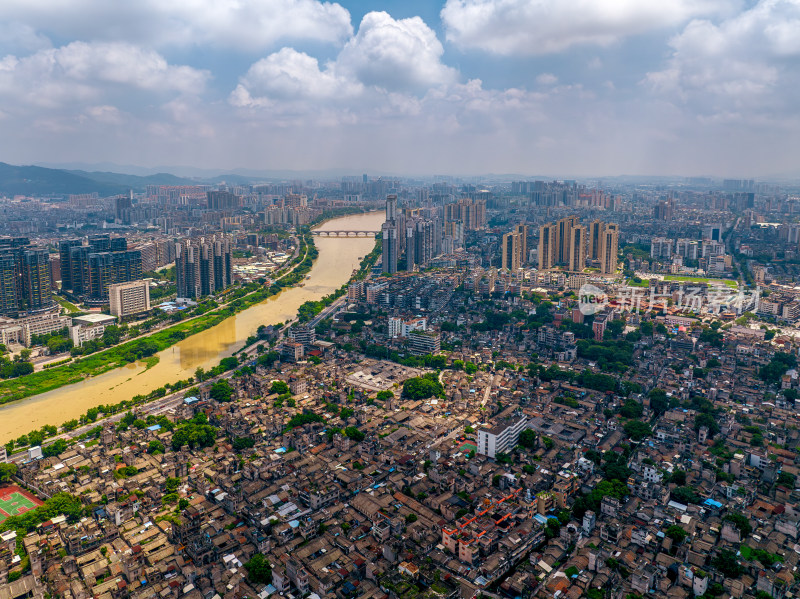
109 280 151 318
388 316 427 338
477 416 529 459
69 313 116 347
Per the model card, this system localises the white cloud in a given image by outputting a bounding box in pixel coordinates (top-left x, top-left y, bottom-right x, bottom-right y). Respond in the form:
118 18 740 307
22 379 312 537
337 11 457 92
645 0 800 121
441 0 731 55
232 48 359 106
536 73 558 86
83 105 123 124
0 22 51 55
0 0 353 51
231 12 458 113
0 42 208 109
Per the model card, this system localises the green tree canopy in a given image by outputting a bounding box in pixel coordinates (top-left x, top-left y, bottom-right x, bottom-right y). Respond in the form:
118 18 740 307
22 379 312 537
244 553 272 585
402 373 444 400
269 380 290 395
209 379 233 402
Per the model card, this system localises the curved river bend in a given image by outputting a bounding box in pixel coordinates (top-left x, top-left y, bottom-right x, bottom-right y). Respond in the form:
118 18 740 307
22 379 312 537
0 212 384 443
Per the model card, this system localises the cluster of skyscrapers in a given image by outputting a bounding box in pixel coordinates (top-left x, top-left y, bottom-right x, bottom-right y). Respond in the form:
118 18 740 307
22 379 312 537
0 237 53 316
537 217 619 274
175 236 234 300
59 235 143 306
381 195 487 274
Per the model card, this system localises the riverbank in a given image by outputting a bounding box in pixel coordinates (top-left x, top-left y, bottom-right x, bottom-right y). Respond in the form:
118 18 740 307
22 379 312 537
0 233 314 406
0 210 384 443
0 208 377 406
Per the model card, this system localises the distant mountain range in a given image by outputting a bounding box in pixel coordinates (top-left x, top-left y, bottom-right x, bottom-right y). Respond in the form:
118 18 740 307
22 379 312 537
4 160 798 196
0 162 204 197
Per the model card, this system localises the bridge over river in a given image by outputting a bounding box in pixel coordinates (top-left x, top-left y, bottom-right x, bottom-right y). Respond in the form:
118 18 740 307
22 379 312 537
310 230 379 238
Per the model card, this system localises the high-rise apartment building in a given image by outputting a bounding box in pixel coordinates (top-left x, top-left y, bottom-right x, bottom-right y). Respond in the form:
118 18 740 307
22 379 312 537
514 224 529 264
556 216 579 265
21 249 52 311
386 194 398 223
589 220 605 261
569 225 588 272
207 190 240 210
599 225 619 275
109 280 151 318
405 219 436 271
86 250 142 303
58 239 82 291
538 223 557 270
675 239 700 260
0 254 18 315
381 195 399 274
381 221 398 274
443 198 486 231
114 193 133 224
175 236 233 300
653 199 674 221
650 237 673 259
0 239 54 316
502 230 523 271
68 245 90 296
88 234 112 252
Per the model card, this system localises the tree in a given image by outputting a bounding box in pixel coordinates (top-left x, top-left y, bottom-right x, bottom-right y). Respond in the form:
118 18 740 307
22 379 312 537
724 513 752 537
518 429 537 449
209 379 233 402
244 553 272 585
671 486 701 504
270 380 290 395
665 525 688 542
667 469 686 485
402 374 444 400
405 513 418 523
544 518 561 539
344 427 365 443
648 388 669 416
619 399 644 419
232 437 255 451
376 390 394 402
623 420 652 441
148 440 165 455
42 439 68 458
712 549 743 578
0 463 18 482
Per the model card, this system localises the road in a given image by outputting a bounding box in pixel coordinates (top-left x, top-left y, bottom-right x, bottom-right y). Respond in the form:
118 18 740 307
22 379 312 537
6 238 316 463
6 361 240 465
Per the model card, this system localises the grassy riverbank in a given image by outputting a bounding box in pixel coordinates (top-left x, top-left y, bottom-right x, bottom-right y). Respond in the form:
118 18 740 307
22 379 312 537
0 207 377 406
3 231 384 453
0 233 317 405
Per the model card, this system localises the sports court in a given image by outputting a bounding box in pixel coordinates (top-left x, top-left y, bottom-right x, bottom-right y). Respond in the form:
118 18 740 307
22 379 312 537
0 485 43 523
456 439 478 454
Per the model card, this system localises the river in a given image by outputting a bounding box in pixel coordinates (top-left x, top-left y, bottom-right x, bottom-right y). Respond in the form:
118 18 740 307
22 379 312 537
0 211 385 443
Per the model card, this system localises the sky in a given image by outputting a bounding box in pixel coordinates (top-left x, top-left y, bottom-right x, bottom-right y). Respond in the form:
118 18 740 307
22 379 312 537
0 0 798 177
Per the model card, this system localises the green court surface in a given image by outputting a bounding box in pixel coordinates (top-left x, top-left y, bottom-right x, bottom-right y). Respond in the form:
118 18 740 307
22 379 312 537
456 440 478 454
0 491 38 522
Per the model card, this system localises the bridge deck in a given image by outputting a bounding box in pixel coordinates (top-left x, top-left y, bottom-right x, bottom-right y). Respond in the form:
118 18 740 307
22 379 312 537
311 230 379 237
